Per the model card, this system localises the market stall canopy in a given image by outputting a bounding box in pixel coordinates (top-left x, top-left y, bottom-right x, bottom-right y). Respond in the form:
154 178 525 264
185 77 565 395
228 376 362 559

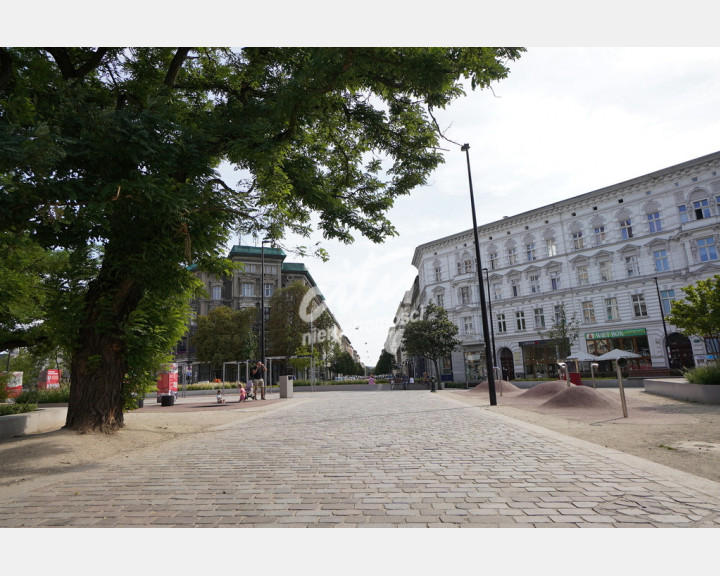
597 349 642 361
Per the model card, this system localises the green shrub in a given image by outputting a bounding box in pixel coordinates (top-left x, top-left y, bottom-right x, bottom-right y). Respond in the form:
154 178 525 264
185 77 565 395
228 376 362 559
0 402 38 416
15 387 71 404
684 364 720 385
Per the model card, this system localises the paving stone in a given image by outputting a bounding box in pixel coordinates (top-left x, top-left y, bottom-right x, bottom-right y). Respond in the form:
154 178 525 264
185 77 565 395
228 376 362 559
2 391 720 528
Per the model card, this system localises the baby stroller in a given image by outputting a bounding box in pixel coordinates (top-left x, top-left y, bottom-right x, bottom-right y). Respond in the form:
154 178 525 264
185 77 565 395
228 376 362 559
240 382 256 401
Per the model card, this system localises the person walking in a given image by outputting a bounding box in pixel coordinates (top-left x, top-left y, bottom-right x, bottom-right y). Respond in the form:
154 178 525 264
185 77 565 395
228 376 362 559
251 360 267 400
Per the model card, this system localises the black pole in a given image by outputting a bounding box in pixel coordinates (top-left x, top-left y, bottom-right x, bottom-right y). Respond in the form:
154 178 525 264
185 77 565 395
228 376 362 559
461 144 497 406
261 242 266 369
483 267 498 370
654 277 672 368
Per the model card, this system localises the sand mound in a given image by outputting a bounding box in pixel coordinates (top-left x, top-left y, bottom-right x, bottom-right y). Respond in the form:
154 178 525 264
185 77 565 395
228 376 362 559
539 386 619 409
470 379 520 393
518 380 569 398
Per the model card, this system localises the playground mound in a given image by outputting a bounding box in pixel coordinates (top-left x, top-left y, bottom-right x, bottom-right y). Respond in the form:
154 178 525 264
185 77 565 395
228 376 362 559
518 380 569 399
539 385 620 409
470 379 520 394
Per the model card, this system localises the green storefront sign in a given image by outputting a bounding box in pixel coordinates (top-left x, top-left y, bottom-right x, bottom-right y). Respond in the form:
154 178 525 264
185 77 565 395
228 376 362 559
585 328 647 340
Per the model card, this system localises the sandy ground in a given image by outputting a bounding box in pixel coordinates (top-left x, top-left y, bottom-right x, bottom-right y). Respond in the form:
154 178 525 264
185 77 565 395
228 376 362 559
2 383 720 499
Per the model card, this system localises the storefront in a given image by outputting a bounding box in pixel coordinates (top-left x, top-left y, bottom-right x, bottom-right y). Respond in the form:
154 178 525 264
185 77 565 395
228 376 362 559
464 348 487 382
585 328 651 368
520 339 564 379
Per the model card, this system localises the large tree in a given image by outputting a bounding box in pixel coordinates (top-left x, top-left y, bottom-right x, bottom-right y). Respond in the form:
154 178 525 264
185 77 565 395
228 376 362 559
401 302 462 381
0 47 523 432
191 305 257 374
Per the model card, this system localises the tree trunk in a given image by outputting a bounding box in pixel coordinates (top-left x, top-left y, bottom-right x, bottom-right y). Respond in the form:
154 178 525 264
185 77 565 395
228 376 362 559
64 273 142 434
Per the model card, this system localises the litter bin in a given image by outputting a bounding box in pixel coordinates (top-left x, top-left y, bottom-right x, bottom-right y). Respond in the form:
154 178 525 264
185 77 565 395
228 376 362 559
569 372 582 386
279 375 293 398
161 394 175 406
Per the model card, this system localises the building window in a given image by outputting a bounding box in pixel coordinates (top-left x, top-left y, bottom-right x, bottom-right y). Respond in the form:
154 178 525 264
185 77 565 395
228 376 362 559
625 255 639 277
212 285 222 300
632 294 648 317
264 283 274 298
660 289 676 315
463 317 474 335
241 282 254 297
582 301 596 323
492 283 502 301
576 264 589 286
529 274 541 293
647 211 662 233
434 266 442 282
594 225 606 246
653 249 669 272
436 293 444 307
698 237 719 262
694 199 711 220
545 238 557 257
526 242 537 262
464 258 473 273
620 219 633 240
497 313 507 334
511 279 520 297
507 247 518 265
534 308 546 329
460 286 471 305
572 231 584 250
515 311 526 331
599 260 613 282
489 252 498 270
678 205 689 224
554 305 564 325
605 297 619 321
246 264 257 274
550 271 561 290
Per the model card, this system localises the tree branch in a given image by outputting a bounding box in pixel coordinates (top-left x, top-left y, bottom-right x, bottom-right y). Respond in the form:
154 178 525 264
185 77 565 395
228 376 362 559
45 48 109 80
164 48 191 87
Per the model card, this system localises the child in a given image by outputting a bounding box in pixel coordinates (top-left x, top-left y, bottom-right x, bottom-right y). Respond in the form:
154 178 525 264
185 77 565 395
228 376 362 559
216 389 226 404
238 383 247 403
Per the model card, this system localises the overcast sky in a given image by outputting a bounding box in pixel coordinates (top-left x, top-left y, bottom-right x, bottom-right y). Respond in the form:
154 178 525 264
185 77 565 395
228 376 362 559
264 46 720 366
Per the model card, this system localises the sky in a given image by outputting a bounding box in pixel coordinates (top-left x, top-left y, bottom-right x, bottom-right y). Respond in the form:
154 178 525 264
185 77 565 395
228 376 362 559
253 46 720 366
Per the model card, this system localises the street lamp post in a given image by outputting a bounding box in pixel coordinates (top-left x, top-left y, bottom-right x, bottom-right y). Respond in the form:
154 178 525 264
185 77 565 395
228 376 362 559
482 267 498 371
461 143 497 406
260 239 271 383
654 276 672 368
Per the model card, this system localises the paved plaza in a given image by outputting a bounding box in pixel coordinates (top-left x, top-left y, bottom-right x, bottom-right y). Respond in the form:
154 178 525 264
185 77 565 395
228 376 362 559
2 390 720 527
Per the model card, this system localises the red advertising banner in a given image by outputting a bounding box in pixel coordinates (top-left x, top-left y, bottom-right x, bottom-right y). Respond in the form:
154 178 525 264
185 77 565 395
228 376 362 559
2 371 23 398
156 363 178 395
38 369 61 390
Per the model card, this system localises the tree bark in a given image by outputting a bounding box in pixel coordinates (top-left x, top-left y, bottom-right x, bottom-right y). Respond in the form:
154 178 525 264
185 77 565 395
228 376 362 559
64 273 142 433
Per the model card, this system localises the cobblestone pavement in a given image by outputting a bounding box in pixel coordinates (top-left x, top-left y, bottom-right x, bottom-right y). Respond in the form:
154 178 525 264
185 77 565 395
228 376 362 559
2 391 720 527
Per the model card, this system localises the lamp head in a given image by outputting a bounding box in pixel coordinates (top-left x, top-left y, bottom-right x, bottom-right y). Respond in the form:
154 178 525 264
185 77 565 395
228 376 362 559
557 362 566 369
461 143 470 152
591 363 599 370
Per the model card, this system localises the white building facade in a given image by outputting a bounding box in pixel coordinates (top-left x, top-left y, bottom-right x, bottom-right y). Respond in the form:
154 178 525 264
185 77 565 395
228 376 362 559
395 151 720 383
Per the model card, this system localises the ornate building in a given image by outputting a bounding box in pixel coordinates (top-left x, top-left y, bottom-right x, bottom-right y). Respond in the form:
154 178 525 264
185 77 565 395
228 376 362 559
175 245 352 381
388 150 720 383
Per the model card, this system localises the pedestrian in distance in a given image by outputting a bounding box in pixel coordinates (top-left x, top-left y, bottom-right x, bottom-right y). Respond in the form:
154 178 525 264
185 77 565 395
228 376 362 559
251 360 267 400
